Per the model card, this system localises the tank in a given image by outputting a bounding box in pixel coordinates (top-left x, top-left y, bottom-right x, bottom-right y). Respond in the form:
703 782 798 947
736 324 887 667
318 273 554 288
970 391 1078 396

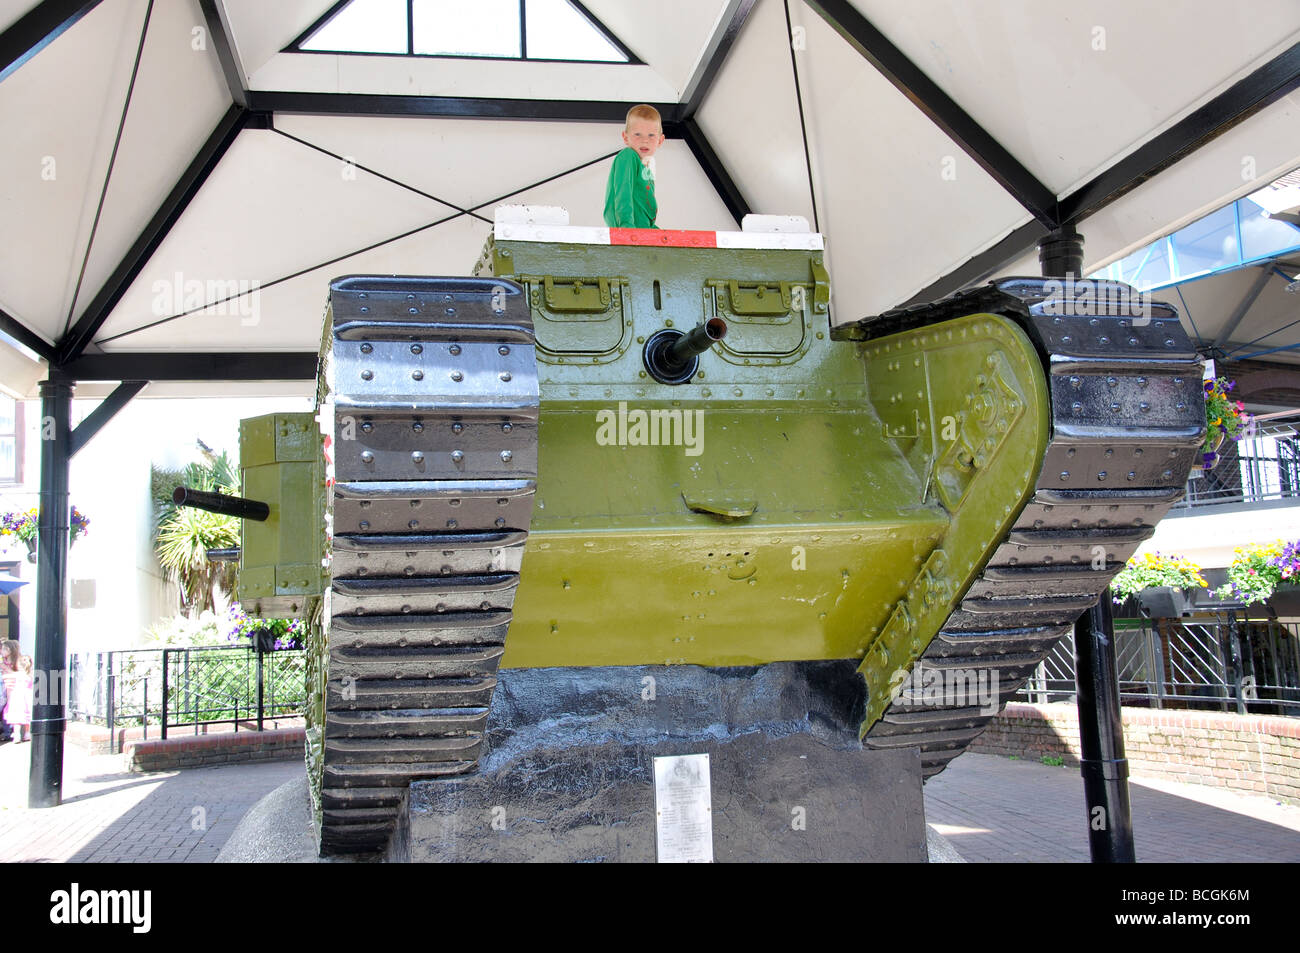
187 206 1204 855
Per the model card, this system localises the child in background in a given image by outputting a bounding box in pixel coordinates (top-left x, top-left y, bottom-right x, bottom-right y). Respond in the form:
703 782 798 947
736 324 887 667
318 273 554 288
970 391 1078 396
0 640 16 744
604 104 665 229
5 656 32 742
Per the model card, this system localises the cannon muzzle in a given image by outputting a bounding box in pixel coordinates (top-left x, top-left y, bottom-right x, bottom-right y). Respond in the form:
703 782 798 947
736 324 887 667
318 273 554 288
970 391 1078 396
642 318 728 385
173 486 270 522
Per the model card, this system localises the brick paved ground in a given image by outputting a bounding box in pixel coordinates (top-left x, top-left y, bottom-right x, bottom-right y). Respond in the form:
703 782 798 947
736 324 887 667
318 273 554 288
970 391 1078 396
3 737 1299 862
0 739 301 863
925 752 1300 862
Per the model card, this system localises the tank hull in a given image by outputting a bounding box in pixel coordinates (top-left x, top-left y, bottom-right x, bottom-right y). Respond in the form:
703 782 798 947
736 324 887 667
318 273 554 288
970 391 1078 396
233 215 1204 854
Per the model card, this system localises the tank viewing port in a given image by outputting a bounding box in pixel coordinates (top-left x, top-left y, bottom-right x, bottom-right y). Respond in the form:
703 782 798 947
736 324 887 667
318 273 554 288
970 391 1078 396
642 318 727 384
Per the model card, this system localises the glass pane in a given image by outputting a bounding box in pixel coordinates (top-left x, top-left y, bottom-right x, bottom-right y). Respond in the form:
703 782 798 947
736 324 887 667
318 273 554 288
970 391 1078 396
0 437 14 482
1239 197 1300 261
414 0 521 57
301 0 409 53
0 396 13 433
1110 241 1172 291
1168 204 1237 281
526 0 625 61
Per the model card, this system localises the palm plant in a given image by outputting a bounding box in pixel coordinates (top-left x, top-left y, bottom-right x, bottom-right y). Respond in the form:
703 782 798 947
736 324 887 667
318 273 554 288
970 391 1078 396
151 442 241 617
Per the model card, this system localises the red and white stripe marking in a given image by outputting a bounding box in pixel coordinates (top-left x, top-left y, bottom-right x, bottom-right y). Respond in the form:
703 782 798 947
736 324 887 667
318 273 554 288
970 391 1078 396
492 210 823 251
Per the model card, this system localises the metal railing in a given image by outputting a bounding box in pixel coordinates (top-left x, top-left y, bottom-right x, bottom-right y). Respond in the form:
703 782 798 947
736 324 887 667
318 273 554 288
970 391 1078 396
1019 612 1300 715
1176 423 1300 510
70 645 307 753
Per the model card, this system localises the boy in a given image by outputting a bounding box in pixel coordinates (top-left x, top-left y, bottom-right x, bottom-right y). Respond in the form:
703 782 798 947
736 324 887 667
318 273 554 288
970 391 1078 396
604 104 664 229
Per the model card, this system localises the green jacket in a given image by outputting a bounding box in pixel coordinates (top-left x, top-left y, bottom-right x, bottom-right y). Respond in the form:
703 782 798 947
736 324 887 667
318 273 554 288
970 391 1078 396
603 147 657 228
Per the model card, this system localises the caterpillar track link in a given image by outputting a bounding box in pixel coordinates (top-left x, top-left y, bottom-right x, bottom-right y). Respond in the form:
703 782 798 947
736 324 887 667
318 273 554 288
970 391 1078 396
316 276 538 854
846 277 1204 778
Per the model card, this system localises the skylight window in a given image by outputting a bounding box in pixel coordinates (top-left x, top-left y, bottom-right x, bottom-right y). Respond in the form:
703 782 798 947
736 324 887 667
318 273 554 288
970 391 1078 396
1090 170 1300 292
295 0 634 63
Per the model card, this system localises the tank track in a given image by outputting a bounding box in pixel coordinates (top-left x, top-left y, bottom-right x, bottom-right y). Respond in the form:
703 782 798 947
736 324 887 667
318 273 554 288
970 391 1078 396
844 278 1204 778
315 276 538 853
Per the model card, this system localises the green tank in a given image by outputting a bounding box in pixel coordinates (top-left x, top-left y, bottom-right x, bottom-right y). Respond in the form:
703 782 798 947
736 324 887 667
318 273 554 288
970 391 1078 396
203 207 1203 855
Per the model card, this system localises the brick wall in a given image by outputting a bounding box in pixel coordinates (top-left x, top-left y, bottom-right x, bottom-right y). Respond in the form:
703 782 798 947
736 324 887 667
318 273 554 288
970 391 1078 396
67 717 304 757
124 728 305 772
970 703 1300 805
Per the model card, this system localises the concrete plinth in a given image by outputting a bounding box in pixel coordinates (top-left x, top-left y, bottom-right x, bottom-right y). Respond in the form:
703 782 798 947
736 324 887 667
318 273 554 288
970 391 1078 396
391 661 929 863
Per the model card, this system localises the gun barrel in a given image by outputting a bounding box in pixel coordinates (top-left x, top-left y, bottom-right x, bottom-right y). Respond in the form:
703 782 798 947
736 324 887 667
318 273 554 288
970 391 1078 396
173 487 270 522
665 318 727 370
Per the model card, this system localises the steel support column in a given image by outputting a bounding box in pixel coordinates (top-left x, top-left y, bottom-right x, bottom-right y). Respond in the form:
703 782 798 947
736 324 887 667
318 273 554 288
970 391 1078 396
1072 594 1136 862
28 376 145 807
28 378 73 808
1038 225 1136 862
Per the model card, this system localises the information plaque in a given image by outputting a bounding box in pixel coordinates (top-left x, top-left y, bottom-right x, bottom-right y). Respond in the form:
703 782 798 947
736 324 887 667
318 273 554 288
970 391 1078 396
653 753 713 863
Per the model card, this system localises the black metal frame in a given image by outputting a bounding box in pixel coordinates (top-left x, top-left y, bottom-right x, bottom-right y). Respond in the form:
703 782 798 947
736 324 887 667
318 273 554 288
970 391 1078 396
679 0 756 119
3 1 1296 369
0 0 102 84
58 353 319 382
245 90 673 122
10 1 746 360
285 0 642 65
1059 41 1300 225
198 0 246 107
671 118 751 225
68 380 146 455
0 306 57 363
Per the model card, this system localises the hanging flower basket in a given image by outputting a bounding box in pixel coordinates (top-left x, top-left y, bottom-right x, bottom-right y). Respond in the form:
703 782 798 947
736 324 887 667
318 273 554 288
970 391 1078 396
1216 540 1300 606
2 506 91 562
1194 431 1225 472
1197 377 1250 471
1135 585 1192 619
1110 551 1207 618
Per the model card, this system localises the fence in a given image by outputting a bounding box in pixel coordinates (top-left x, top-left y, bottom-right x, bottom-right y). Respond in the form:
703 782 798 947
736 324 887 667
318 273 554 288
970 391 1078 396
70 644 307 752
1177 423 1300 509
1020 612 1300 715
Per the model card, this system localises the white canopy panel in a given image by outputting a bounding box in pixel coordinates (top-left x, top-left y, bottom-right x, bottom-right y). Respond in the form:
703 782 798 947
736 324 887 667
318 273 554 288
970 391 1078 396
852 0 1300 197
91 123 732 351
221 0 333 80
272 113 623 210
0 0 227 344
0 0 1298 387
703 0 1033 319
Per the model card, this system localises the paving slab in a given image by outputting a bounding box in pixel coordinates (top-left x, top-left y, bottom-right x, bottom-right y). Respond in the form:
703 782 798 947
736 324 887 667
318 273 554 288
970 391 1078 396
0 739 301 863
4 730 1300 863
924 752 1300 863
